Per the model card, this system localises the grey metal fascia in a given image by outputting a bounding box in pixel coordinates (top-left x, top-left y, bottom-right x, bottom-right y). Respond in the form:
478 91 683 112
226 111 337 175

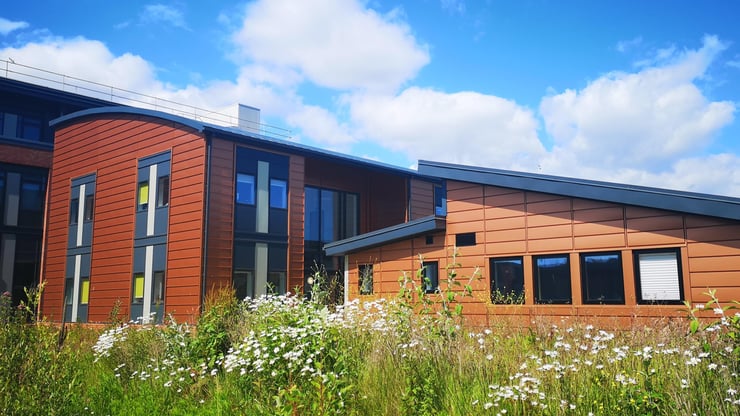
323 216 446 256
49 106 206 132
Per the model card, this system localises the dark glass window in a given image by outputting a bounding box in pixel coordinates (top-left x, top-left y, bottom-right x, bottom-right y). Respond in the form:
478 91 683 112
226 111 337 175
634 249 683 304
69 198 79 225
359 264 373 295
153 271 165 304
422 261 439 294
236 173 255 205
456 232 476 247
137 181 149 211
490 257 524 304
270 179 287 209
64 278 74 305
84 195 94 222
0 172 5 219
534 255 571 304
434 184 446 215
305 187 320 241
304 186 359 243
320 189 338 242
18 115 42 141
581 252 624 304
20 181 43 211
157 176 170 207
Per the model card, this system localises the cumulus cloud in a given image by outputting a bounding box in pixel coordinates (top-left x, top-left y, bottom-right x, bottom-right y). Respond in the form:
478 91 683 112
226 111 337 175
0 17 28 36
350 87 545 170
539 35 735 173
231 0 429 92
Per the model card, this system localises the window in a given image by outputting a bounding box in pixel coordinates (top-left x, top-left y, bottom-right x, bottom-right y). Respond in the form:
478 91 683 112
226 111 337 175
233 270 254 299
69 198 79 225
80 278 90 305
267 271 287 294
133 273 145 303
236 173 255 205
490 257 524 304
153 271 165 304
20 180 43 212
137 182 149 211
456 232 476 247
634 249 683 303
581 252 624 304
422 262 439 294
534 255 571 304
434 184 446 216
270 179 287 209
84 194 94 222
64 279 74 305
304 186 359 242
157 176 169 207
359 264 373 295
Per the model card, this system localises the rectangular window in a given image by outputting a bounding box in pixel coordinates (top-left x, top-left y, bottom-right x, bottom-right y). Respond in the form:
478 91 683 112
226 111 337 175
359 264 373 295
80 278 90 304
635 249 683 303
69 198 79 225
157 176 170 207
236 173 255 205
133 273 145 303
269 179 287 209
422 261 439 294
434 184 446 216
581 252 624 304
18 115 42 141
64 279 74 305
137 182 149 211
304 187 320 241
20 180 43 211
84 194 94 222
534 255 572 304
490 257 524 304
233 270 254 300
153 271 165 304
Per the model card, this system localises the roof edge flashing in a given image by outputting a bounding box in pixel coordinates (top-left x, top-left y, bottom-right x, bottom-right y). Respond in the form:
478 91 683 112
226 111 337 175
49 106 206 133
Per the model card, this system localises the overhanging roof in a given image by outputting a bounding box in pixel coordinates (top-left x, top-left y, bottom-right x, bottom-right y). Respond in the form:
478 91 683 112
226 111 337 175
50 106 423 178
418 160 740 221
324 216 446 256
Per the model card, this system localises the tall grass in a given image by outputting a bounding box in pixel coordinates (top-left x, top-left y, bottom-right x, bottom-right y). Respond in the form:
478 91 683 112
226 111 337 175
2 271 740 415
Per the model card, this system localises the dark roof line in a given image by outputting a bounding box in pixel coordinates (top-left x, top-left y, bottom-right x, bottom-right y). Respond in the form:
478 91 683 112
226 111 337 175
324 215 446 256
50 106 421 177
418 160 740 221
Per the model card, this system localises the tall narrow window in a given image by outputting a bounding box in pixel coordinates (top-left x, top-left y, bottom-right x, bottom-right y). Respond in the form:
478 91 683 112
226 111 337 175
137 182 149 211
80 278 90 305
153 271 165 304
434 184 447 216
422 262 439 294
490 257 524 304
69 198 79 225
270 179 287 209
534 255 571 304
236 173 255 205
157 176 170 207
133 273 145 303
581 252 624 304
634 249 683 304
84 194 94 222
359 264 373 295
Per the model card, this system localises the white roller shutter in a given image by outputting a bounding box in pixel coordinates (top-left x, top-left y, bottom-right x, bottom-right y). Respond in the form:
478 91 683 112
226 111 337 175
637 252 681 301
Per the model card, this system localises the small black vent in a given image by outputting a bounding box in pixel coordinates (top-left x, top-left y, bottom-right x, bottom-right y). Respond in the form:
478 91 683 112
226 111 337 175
425 235 434 245
455 232 476 247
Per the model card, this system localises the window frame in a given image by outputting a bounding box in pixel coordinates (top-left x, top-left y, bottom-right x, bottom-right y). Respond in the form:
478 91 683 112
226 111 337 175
359 264 374 295
490 257 525 304
69 198 80 225
580 251 625 304
137 181 149 211
269 178 288 209
533 254 572 304
421 261 439 294
236 173 256 205
84 194 94 222
156 175 170 208
634 248 684 305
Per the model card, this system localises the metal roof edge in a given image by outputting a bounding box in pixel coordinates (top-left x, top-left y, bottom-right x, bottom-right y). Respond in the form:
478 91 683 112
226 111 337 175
324 215 446 256
418 160 740 221
49 106 206 132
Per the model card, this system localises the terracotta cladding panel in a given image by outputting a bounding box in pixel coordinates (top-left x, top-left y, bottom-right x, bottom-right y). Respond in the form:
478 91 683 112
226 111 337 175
527 198 571 214
527 213 571 227
484 191 525 207
691 271 740 288
693 287 740 304
572 198 619 211
626 229 684 247
485 216 526 231
528 236 573 253
687 241 740 257
687 225 740 243
447 185 483 201
447 198 485 213
485 205 526 219
484 185 520 197
528 224 573 240
525 191 565 204
626 206 668 219
627 215 684 232
685 215 728 228
574 207 624 223
486 240 527 255
689 255 740 273
574 233 626 250
574 220 624 237
485 228 526 243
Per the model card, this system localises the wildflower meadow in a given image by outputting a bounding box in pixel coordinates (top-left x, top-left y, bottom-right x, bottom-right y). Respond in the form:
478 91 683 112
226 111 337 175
1 267 740 415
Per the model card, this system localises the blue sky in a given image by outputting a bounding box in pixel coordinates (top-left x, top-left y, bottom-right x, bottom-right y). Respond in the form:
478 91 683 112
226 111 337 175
1 1 739 196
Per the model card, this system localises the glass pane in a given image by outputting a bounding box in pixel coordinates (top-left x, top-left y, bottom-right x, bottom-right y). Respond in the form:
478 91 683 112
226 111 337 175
138 182 149 209
491 258 524 303
359 264 373 295
64 279 74 305
270 179 287 209
69 198 79 225
133 273 145 302
582 253 624 303
153 271 165 304
80 279 90 304
21 181 43 211
535 256 571 304
19 115 41 141
344 193 358 238
320 190 337 242
233 270 254 299
422 262 439 293
84 195 94 221
267 271 286 295
236 173 255 205
304 187 320 241
157 176 169 207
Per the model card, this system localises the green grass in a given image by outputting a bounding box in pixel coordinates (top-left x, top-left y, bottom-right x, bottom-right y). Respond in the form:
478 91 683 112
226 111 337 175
2 283 740 415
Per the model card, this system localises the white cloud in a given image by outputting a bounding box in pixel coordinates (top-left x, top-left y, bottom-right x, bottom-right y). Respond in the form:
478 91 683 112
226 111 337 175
141 4 188 29
0 17 28 36
350 87 545 170
539 35 735 173
231 0 429 92
616 36 642 53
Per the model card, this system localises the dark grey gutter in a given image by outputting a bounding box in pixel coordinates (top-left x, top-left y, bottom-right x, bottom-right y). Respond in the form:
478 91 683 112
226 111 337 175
419 160 740 221
324 215 446 256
